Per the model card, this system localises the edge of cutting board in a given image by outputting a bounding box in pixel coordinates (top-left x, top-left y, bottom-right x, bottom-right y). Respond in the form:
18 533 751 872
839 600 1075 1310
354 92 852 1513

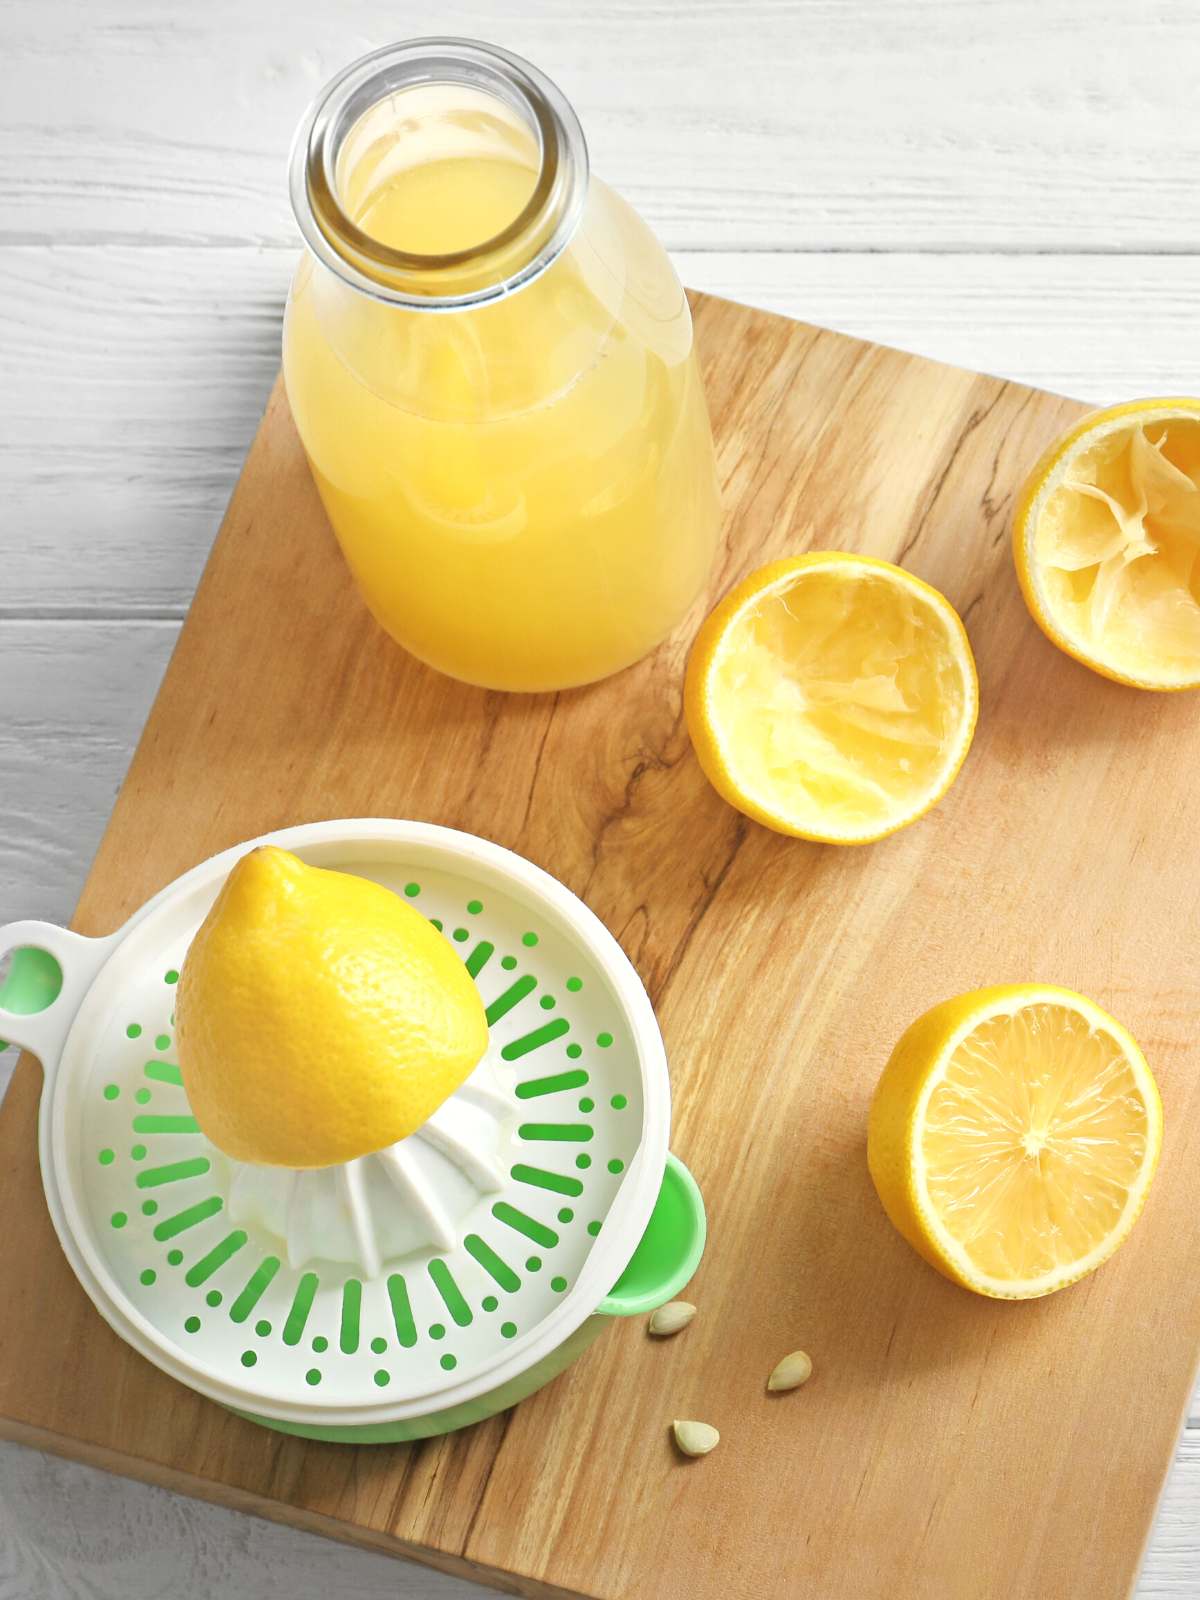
2 292 1199 1600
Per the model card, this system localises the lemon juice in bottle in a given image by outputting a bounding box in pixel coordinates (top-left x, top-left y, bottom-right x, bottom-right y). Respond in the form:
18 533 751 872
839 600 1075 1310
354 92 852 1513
284 40 720 692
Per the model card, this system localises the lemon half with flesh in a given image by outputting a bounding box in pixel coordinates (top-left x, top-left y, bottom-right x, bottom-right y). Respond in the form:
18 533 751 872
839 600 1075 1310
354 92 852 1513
685 554 978 844
176 847 488 1169
1013 398 1200 689
868 985 1162 1299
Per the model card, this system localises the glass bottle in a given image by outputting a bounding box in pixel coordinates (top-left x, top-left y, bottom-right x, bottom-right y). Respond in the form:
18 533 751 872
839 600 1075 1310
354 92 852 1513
283 38 721 693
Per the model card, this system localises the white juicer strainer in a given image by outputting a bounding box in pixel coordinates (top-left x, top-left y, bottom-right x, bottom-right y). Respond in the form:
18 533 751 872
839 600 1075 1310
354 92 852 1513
0 820 705 1443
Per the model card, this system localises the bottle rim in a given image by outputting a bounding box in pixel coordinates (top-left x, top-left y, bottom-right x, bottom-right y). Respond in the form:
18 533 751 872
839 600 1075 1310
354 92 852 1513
288 37 590 311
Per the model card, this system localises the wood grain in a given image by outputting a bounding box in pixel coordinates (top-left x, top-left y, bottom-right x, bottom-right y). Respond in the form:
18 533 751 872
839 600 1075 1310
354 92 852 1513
2 293 1198 1600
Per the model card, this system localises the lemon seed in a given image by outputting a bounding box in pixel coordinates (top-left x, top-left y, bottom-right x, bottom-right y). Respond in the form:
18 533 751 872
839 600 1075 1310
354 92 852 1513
767 1350 813 1392
648 1301 696 1337
672 1420 719 1458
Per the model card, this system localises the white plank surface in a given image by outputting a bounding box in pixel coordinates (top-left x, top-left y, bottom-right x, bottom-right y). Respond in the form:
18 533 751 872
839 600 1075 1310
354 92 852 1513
0 624 174 924
4 0 1198 251
1 0 1198 1594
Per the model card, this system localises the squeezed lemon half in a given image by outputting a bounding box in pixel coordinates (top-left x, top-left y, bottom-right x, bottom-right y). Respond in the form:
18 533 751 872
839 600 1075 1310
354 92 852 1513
1013 398 1200 689
176 847 488 1168
867 985 1162 1299
684 554 978 844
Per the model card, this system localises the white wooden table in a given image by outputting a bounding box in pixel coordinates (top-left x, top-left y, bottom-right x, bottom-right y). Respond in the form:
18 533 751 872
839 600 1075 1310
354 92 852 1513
1 2 1198 1593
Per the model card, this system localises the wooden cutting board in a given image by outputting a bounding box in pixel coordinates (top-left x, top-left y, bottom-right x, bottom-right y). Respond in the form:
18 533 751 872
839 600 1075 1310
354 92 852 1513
2 291 1198 1600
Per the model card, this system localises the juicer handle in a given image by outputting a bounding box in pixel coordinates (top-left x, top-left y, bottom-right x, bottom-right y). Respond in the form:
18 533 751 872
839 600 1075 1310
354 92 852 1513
0 920 119 1075
596 1153 707 1318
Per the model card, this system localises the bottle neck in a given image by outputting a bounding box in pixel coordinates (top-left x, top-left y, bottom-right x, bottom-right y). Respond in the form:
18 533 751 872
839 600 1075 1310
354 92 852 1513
288 38 589 311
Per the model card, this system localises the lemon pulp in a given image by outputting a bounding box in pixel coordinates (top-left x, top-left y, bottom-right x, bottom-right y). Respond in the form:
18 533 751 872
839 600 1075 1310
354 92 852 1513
922 1001 1153 1286
1018 402 1200 687
868 985 1162 1298
686 555 977 844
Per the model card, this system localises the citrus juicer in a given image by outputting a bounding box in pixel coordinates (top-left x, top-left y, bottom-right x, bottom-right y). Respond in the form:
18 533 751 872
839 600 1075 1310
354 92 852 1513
0 819 705 1443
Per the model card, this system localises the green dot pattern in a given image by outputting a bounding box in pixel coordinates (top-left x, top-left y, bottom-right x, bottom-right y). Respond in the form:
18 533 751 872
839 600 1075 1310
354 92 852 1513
404 883 420 897
101 929 638 1394
467 899 483 915
164 970 179 985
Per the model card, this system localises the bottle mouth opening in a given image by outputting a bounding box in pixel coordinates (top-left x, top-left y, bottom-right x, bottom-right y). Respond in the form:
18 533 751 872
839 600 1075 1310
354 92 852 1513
288 38 589 311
